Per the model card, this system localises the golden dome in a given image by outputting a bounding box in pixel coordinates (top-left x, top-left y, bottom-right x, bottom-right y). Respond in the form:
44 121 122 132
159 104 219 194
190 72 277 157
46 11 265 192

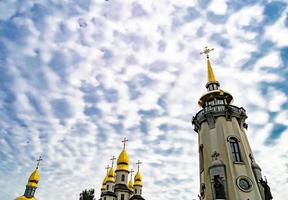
128 178 134 190
106 167 115 183
134 171 142 186
27 169 40 187
15 196 36 200
116 149 129 171
101 175 107 190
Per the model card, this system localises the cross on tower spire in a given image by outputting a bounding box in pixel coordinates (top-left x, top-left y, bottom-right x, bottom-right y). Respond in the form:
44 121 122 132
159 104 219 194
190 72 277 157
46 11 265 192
122 137 128 150
36 155 43 169
200 46 214 59
110 156 116 167
136 160 142 171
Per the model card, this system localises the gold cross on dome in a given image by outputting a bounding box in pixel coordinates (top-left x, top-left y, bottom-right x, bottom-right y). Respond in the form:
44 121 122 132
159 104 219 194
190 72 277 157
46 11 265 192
122 137 128 149
110 156 116 167
136 160 142 170
105 165 110 173
36 155 43 169
200 46 214 58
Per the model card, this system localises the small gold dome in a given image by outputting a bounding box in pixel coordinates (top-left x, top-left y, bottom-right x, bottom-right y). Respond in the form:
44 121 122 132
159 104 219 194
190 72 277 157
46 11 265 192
134 171 142 186
117 150 129 171
15 196 36 200
128 178 134 190
27 169 40 187
101 175 107 190
106 167 115 183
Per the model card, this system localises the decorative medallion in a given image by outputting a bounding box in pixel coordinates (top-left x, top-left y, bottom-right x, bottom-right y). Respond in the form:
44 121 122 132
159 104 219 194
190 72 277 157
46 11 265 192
236 176 253 192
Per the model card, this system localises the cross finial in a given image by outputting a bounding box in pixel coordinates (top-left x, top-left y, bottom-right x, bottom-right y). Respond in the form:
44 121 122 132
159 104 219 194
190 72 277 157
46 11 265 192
200 46 214 59
136 160 142 171
105 165 110 173
211 151 220 161
122 137 128 150
130 168 134 178
36 155 43 169
110 156 116 167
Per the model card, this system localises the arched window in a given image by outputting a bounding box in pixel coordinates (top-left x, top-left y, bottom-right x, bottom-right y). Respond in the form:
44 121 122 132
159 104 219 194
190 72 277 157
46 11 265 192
229 137 242 162
121 174 125 181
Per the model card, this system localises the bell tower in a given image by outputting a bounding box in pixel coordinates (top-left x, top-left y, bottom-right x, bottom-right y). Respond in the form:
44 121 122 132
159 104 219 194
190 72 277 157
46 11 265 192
192 47 273 200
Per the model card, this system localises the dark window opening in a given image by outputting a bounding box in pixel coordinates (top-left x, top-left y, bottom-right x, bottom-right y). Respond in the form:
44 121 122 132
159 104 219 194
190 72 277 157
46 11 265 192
229 137 242 162
121 174 125 181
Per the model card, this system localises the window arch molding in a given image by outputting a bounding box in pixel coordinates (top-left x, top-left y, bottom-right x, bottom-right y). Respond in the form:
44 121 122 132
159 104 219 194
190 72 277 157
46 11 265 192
227 135 240 142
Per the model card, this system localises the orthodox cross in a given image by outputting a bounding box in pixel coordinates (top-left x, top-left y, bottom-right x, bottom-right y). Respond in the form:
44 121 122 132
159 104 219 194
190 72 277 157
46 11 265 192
130 168 134 179
110 156 116 167
122 137 128 149
136 160 142 170
105 165 110 173
211 151 220 161
36 155 43 169
200 46 214 59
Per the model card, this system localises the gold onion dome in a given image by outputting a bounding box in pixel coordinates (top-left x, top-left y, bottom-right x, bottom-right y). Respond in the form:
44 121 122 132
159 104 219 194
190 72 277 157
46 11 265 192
27 169 40 187
128 178 134 190
106 167 115 183
117 149 130 171
101 175 108 190
134 171 142 186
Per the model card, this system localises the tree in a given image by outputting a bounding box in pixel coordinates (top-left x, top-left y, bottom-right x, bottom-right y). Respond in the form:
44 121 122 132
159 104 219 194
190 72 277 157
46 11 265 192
79 189 95 200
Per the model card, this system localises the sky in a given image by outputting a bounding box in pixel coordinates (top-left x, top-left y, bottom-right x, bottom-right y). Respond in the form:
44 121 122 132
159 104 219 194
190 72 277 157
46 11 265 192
0 0 287 199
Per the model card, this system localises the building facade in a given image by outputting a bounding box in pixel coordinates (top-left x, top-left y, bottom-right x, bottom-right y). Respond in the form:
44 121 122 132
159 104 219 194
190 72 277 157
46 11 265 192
192 47 273 200
99 139 145 200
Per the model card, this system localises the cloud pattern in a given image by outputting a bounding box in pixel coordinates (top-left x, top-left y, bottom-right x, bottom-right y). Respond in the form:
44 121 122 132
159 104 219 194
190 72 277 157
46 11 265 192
0 0 287 200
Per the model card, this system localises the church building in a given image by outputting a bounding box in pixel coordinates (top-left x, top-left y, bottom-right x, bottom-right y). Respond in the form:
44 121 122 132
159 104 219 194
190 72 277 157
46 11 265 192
15 156 42 200
192 47 273 200
99 138 145 200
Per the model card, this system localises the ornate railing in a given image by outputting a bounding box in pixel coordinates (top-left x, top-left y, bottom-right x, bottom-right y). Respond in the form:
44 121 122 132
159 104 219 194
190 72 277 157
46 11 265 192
192 104 248 132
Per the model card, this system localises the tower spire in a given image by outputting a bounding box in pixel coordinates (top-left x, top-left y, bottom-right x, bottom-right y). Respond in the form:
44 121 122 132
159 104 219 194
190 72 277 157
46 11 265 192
200 46 216 83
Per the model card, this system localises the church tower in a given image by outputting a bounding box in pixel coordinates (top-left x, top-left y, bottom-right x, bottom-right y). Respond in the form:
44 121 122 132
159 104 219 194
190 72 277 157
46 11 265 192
15 156 42 200
130 160 145 200
192 47 273 200
114 138 133 200
101 161 117 200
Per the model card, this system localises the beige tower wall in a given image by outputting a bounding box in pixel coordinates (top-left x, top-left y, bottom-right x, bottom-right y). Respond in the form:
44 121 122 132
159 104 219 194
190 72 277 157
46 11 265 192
199 116 263 200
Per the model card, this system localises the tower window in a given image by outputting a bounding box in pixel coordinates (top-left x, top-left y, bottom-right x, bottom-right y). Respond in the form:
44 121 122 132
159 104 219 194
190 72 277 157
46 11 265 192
121 194 125 200
199 144 204 172
135 188 137 194
121 174 125 181
229 137 242 162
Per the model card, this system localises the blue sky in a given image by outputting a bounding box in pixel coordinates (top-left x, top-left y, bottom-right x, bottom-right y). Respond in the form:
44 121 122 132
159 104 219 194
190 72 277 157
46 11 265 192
0 0 287 199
